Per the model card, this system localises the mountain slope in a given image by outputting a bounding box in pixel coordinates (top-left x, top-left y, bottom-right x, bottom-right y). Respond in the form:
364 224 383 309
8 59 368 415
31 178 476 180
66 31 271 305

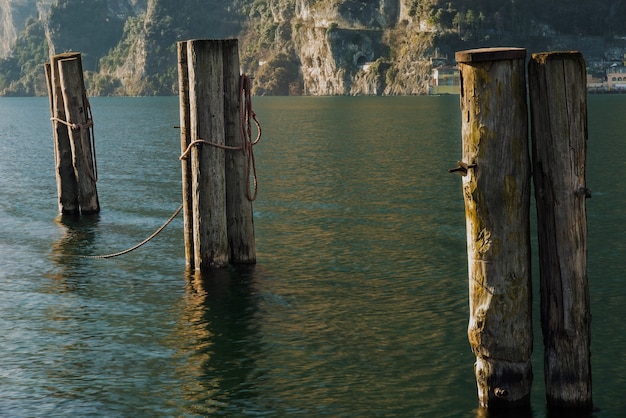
1 0 626 96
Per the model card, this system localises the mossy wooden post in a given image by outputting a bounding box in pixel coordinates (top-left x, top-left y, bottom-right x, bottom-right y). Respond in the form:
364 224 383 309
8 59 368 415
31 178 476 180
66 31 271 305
45 53 80 214
223 39 256 264
186 39 229 269
58 55 100 214
178 41 195 269
528 51 592 409
455 47 532 409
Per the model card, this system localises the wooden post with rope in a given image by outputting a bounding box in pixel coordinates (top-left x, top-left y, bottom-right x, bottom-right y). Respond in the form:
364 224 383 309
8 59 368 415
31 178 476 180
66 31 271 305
58 56 99 214
178 39 258 270
528 51 592 409
45 53 79 214
45 52 100 215
454 47 533 409
187 39 229 270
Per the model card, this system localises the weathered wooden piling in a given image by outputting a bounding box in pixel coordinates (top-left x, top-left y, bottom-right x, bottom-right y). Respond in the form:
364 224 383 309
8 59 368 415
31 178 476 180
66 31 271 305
58 56 99 213
528 51 592 409
223 39 256 264
178 39 256 270
187 39 229 269
45 52 99 215
455 47 533 409
178 42 195 269
46 54 79 214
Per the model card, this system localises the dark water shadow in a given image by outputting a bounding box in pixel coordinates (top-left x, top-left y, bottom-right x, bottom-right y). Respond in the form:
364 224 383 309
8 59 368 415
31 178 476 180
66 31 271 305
174 265 264 415
546 405 600 418
51 213 101 258
474 405 536 418
474 404 600 418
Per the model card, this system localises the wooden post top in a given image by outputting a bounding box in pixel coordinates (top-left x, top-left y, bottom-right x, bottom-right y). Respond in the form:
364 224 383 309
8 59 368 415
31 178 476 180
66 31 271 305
531 50 584 64
51 52 82 61
456 47 526 63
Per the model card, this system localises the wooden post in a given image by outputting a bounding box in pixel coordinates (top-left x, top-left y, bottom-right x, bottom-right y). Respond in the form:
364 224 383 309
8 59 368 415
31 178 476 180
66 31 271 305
187 39 229 269
455 47 533 409
528 51 592 409
178 39 257 269
45 53 80 214
58 56 100 214
223 39 256 264
178 41 195 269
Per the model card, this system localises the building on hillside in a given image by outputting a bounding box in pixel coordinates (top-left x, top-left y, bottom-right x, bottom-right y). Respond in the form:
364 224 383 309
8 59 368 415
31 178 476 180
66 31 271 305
587 73 605 93
606 65 626 91
430 66 460 95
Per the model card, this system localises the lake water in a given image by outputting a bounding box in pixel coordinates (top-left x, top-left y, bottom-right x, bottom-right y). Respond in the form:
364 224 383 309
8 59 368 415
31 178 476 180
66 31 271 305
0 95 624 417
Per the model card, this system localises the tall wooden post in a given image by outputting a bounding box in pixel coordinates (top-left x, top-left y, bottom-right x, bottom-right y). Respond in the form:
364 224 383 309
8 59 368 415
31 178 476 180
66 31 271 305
58 56 100 214
528 51 592 409
223 39 256 264
187 39 229 269
45 52 99 215
455 47 533 409
178 41 195 269
178 39 257 270
46 53 80 214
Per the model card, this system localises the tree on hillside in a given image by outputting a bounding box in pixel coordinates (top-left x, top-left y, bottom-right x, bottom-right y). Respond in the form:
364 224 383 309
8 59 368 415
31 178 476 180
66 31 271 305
47 0 125 71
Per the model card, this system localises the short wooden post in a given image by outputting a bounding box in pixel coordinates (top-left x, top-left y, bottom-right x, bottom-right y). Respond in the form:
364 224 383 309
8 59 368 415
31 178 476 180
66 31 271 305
187 39 229 269
528 51 592 409
58 56 100 214
455 47 533 409
45 53 80 214
223 39 256 264
178 41 195 269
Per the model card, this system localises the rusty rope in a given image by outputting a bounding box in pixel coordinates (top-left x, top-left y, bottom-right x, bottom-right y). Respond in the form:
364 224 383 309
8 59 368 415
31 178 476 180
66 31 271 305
179 73 261 201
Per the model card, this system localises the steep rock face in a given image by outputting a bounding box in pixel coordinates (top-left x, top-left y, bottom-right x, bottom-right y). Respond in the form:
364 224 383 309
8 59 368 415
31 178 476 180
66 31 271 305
295 26 389 95
0 0 51 58
99 0 151 96
1 0 433 96
383 28 434 95
95 0 243 95
290 0 400 95
296 0 399 28
42 0 148 76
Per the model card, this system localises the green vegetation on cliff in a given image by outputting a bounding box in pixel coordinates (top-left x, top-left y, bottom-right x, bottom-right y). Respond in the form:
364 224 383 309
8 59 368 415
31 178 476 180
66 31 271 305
1 0 626 96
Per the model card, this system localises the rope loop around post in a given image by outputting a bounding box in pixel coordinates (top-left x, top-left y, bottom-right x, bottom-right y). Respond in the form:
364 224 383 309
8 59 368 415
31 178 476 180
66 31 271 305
239 73 261 201
50 95 98 183
178 73 261 202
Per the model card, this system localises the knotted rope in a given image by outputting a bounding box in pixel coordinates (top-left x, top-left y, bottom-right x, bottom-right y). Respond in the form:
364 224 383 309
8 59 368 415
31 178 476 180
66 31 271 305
80 76 260 259
179 74 261 201
51 96 98 182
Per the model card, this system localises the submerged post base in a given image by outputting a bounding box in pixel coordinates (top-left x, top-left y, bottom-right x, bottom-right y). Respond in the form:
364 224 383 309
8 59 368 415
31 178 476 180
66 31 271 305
475 357 533 409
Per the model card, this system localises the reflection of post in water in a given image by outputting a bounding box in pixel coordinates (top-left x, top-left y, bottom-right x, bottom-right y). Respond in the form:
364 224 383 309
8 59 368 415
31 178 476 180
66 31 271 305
175 267 262 414
49 215 99 288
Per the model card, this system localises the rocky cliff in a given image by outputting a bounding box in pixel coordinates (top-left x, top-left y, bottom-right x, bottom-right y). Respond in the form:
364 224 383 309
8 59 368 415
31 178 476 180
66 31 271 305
0 0 49 57
0 0 438 95
1 0 626 96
